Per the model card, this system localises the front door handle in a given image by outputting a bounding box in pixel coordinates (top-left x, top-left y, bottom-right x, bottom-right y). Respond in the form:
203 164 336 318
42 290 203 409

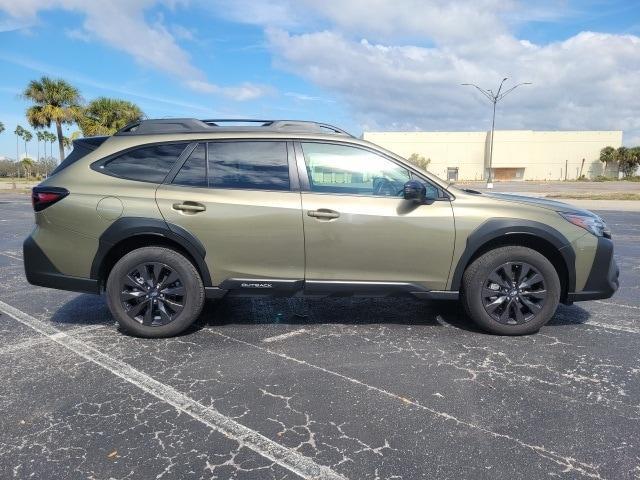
173 202 206 213
307 209 340 220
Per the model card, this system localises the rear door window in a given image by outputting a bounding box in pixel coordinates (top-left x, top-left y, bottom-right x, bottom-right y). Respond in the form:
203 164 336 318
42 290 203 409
102 143 187 183
208 141 289 191
171 141 290 191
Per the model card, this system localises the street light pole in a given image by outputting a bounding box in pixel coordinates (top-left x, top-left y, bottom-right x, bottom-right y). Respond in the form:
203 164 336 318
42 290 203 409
462 78 531 188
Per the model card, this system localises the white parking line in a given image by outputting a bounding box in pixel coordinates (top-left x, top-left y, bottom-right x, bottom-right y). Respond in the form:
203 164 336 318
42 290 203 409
211 330 603 479
0 336 50 355
435 315 456 329
0 325 105 356
0 252 22 261
595 300 640 310
262 328 308 343
583 320 640 334
0 300 346 480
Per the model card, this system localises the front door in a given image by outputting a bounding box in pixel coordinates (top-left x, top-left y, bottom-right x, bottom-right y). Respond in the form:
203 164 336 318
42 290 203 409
297 142 455 290
156 140 305 285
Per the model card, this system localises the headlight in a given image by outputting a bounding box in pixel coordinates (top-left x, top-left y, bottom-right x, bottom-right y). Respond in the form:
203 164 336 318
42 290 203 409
559 212 610 238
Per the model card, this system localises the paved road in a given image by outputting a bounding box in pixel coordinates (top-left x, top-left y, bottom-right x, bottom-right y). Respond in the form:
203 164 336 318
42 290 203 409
458 180 640 194
1 195 639 479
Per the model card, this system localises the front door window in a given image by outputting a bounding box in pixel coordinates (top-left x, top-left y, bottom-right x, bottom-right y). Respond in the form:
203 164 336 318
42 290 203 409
301 142 410 197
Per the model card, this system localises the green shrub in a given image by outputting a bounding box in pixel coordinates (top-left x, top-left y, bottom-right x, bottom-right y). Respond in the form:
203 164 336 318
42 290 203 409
406 153 431 171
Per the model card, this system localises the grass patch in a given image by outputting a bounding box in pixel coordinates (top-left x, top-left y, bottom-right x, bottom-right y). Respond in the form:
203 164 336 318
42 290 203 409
0 177 38 184
0 189 31 194
0 177 27 182
547 193 640 200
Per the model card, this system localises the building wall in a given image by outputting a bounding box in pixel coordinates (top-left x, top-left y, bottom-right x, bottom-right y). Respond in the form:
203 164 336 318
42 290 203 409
363 130 623 181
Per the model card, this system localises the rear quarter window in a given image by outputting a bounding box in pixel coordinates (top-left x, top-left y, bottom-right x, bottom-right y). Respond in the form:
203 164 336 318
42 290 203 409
50 136 108 176
100 143 187 183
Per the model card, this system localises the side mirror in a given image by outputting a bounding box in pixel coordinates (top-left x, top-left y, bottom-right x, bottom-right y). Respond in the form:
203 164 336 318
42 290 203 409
403 180 426 203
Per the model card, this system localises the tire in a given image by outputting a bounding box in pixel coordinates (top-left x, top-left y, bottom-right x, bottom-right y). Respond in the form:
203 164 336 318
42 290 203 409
106 247 205 338
461 246 560 335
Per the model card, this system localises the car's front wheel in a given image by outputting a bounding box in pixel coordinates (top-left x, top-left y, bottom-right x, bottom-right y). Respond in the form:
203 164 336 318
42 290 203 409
461 246 561 335
106 246 205 338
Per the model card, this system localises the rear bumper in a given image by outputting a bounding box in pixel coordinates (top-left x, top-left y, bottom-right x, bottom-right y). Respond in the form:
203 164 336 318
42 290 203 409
23 236 100 294
566 236 619 302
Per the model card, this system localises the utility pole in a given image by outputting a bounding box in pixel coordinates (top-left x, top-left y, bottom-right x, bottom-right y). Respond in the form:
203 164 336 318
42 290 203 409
462 78 531 188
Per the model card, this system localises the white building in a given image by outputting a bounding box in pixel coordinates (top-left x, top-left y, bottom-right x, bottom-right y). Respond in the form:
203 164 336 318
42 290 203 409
363 130 623 181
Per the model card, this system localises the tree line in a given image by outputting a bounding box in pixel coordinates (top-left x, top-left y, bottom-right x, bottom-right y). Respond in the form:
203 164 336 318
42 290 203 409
600 146 640 178
0 76 144 177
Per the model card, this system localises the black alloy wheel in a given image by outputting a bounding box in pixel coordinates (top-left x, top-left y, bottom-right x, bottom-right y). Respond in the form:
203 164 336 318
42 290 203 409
482 261 547 325
120 262 185 326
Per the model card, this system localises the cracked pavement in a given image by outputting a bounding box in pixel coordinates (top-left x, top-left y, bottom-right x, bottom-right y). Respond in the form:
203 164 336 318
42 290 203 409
0 193 639 479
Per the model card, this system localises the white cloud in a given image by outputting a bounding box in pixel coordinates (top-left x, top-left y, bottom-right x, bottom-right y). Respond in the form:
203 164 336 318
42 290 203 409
209 0 567 44
186 80 273 101
0 52 214 114
285 92 334 103
0 0 269 101
229 0 640 144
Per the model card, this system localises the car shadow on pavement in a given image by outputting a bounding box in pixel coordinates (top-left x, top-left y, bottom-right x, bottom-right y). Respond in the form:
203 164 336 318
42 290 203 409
49 293 114 328
199 296 486 334
47 293 593 336
200 297 592 333
547 303 592 327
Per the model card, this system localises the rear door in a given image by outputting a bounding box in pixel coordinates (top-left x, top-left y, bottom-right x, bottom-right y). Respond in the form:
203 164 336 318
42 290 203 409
296 141 455 291
155 140 305 287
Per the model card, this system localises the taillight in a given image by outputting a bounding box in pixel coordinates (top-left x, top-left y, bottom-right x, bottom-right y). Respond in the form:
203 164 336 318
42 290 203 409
31 187 69 212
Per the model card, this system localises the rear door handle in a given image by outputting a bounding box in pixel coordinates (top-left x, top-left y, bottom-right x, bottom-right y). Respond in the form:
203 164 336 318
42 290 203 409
307 209 340 219
173 202 206 213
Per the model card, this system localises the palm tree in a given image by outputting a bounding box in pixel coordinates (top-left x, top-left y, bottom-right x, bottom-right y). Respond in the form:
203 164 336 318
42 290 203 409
62 136 72 152
23 77 82 162
77 97 144 136
599 146 617 177
42 131 51 158
616 146 629 178
20 158 34 179
14 125 25 168
36 131 45 160
50 131 56 158
47 131 56 159
0 121 4 135
23 130 33 158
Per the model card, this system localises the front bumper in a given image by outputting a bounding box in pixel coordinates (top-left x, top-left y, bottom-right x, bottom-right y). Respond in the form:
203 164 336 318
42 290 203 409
566 236 619 302
23 236 99 294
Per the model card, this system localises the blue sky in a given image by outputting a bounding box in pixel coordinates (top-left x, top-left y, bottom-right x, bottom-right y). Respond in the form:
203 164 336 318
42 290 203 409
0 0 639 160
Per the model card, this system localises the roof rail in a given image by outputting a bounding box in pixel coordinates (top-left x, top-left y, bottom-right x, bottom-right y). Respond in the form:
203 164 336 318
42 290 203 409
116 118 212 135
114 118 353 137
201 119 272 126
269 120 352 136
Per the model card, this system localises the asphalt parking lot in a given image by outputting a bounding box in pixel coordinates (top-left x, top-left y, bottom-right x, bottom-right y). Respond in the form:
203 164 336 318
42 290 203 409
1 193 639 479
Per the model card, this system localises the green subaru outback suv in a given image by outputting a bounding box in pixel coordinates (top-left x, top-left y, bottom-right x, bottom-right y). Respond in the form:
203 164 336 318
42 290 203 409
24 119 619 337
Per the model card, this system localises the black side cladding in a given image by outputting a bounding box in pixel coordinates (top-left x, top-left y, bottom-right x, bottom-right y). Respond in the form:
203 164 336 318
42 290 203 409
50 136 108 176
90 217 213 287
567 236 619 301
449 218 576 293
23 237 100 294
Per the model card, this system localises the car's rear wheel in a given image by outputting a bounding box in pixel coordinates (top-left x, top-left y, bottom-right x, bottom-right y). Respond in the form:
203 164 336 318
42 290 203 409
106 247 205 338
461 246 560 335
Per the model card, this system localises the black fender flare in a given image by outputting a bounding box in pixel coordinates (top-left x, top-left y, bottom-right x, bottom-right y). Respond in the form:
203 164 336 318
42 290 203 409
449 218 575 293
90 217 212 286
